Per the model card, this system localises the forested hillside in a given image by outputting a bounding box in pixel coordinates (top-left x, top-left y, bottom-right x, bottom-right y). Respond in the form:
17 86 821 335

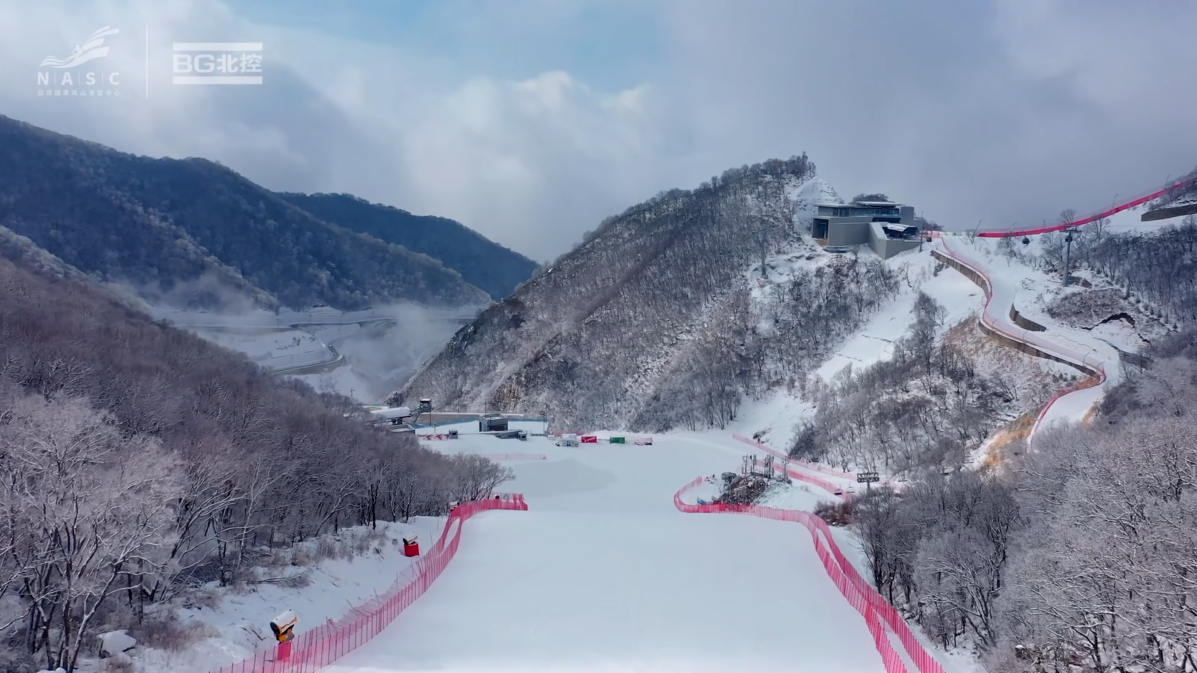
992 214 1197 327
1147 166 1197 213
279 193 537 301
850 324 1197 672
0 255 510 672
1083 218 1197 324
0 115 490 311
396 157 898 432
801 292 1064 474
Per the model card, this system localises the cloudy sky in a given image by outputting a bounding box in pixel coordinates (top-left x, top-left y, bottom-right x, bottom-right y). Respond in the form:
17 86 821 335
4 0 1196 261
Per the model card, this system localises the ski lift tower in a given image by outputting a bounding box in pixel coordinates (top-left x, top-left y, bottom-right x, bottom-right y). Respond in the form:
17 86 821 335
412 398 434 427
856 470 880 493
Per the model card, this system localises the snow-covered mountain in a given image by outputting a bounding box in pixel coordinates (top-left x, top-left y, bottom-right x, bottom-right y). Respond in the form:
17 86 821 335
792 176 843 229
35 169 1193 673
398 161 1189 475
394 156 904 432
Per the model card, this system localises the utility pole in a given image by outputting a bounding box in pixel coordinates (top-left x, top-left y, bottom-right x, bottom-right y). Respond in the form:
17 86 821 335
1063 228 1074 286
756 225 769 279
1059 209 1076 286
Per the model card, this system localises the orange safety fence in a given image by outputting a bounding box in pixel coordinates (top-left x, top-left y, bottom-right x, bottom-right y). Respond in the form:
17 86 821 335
204 493 529 673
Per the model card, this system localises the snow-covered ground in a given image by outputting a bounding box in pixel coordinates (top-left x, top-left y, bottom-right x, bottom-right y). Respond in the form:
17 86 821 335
150 304 475 403
108 266 1027 673
934 234 1125 440
727 230 1121 474
791 176 843 228
732 242 989 453
101 189 1183 673
816 248 984 382
726 391 815 454
101 518 444 673
194 328 335 370
316 428 910 673
1103 201 1192 233
88 424 967 673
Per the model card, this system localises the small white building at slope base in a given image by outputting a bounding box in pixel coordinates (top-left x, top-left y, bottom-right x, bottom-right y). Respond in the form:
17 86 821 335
812 199 926 259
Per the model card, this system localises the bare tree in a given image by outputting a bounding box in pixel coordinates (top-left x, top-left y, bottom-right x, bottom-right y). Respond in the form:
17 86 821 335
851 487 909 602
449 454 516 501
0 393 183 671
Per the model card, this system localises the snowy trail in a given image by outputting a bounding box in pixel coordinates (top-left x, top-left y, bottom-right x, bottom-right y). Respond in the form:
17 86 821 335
324 434 885 672
933 236 1112 441
936 182 1196 439
674 477 946 673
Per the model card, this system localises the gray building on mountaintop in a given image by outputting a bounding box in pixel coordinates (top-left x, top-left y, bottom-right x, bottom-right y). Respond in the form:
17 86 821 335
812 199 926 259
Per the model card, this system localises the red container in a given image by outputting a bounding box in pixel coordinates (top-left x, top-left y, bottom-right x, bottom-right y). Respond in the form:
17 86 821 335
580 435 598 443
403 540 420 557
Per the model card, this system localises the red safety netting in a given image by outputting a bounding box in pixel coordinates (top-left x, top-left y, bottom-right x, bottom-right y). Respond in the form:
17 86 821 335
674 478 945 673
204 493 529 673
976 175 1197 238
1032 368 1105 432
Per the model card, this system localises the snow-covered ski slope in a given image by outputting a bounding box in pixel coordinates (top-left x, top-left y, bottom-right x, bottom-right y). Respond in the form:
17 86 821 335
325 430 888 673
932 235 1109 441
932 201 1190 441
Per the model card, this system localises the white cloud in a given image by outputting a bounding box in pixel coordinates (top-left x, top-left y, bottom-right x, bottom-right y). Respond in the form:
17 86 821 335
398 71 666 260
2 0 1195 263
0 0 666 261
649 0 1197 229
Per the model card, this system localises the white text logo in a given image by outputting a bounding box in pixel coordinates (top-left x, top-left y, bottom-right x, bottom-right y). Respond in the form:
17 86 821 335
172 42 263 85
37 26 121 97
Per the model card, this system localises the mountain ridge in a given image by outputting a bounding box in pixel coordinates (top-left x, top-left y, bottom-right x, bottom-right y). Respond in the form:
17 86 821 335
393 156 901 432
278 192 538 301
0 115 525 311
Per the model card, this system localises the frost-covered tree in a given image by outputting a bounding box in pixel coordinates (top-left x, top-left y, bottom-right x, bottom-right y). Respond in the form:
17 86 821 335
985 325 1197 671
0 393 183 671
400 155 895 434
0 255 514 667
804 293 1024 475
